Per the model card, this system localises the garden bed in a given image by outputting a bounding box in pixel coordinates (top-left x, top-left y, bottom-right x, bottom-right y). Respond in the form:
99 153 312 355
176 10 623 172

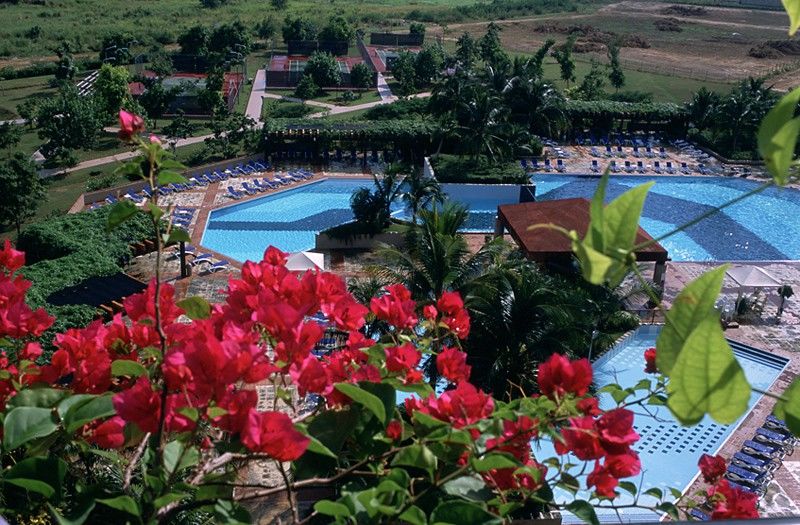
430 155 528 185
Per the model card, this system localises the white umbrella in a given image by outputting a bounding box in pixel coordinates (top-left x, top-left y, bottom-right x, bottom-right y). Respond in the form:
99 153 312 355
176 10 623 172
285 251 325 272
726 266 780 289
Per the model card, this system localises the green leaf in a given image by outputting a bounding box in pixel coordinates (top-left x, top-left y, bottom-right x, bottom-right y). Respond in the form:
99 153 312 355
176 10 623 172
618 481 638 496
412 411 448 437
97 495 140 516
758 86 800 185
177 296 211 320
442 475 493 501
111 359 147 378
160 158 187 170
557 472 580 495
167 228 192 244
643 487 663 499
572 238 624 287
3 406 59 450
48 501 96 525
163 441 200 476
391 444 437 480
314 500 351 518
657 265 728 375
157 170 187 185
334 383 386 423
154 491 189 508
471 453 519 472
305 435 338 459
106 200 139 231
601 181 654 255
784 0 800 35
667 316 750 425
63 394 115 433
7 387 69 409
430 500 502 525
399 505 427 525
566 500 600 525
774 377 800 436
4 456 67 500
656 501 680 520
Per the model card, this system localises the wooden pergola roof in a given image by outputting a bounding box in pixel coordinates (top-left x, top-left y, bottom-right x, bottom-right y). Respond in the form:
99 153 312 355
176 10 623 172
497 198 668 264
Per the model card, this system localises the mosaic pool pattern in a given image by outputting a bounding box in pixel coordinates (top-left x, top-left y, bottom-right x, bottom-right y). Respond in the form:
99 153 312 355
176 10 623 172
555 325 788 523
201 179 371 262
533 175 800 261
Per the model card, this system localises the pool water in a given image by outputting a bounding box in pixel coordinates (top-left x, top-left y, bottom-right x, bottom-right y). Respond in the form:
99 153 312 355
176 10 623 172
202 179 372 262
551 325 787 523
533 174 800 261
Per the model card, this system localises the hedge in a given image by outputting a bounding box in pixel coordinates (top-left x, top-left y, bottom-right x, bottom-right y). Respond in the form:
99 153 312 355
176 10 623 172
17 207 153 345
261 118 439 142
431 155 529 184
565 101 686 122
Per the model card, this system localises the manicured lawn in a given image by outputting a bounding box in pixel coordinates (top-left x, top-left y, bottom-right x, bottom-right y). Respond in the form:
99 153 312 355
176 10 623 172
0 74 56 120
265 88 382 106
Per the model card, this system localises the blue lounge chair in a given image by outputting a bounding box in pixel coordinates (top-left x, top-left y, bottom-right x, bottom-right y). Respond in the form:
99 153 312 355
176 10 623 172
544 159 552 172
732 451 778 474
645 146 655 158
624 161 634 173
105 195 118 204
616 145 626 158
755 428 795 451
610 160 620 173
590 146 600 157
191 253 214 266
590 160 599 173
241 182 261 194
226 186 244 200
531 159 540 171
666 161 675 174
556 159 566 172
124 192 143 203
632 146 641 158
604 145 613 157
743 439 784 458
689 509 710 521
766 415 791 432
653 161 662 174
206 260 230 273
520 159 529 170
254 179 275 191
726 464 772 486
680 162 691 174
727 478 766 497
636 161 646 173
659 147 668 159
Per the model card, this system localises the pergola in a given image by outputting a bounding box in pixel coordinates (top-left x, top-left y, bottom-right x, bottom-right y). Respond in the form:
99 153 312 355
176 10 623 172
495 198 669 283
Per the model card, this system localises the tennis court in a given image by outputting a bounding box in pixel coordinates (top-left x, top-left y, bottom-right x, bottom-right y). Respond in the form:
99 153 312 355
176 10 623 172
288 60 351 73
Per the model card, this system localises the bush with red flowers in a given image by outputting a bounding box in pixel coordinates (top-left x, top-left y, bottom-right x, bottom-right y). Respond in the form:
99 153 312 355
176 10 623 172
0 110 781 524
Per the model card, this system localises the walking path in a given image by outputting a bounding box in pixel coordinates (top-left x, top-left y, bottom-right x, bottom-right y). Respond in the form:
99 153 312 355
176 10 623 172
376 73 395 102
0 119 26 126
245 70 267 123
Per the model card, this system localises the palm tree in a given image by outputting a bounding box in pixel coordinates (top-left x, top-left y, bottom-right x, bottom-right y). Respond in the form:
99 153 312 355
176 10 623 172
686 87 721 134
400 172 444 224
454 88 509 162
374 203 507 302
502 75 566 138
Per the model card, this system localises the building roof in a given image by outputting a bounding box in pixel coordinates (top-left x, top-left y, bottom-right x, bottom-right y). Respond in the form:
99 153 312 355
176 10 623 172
46 273 147 308
497 198 668 264
128 81 146 96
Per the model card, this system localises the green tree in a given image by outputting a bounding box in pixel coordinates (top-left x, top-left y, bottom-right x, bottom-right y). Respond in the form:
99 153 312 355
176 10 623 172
0 153 45 235
576 59 606 101
414 45 444 86
36 86 102 162
16 99 39 128
502 75 566 137
209 21 252 55
455 89 508 161
294 75 319 99
607 42 625 91
256 16 277 40
400 170 443 224
204 112 256 159
139 80 178 127
93 63 133 122
409 22 426 36
455 32 478 68
686 87 721 133
553 35 576 87
282 16 317 43
319 15 354 43
162 109 195 143
392 51 418 96
198 67 225 114
178 25 210 55
99 32 136 64
54 51 76 82
349 63 373 93
0 122 22 150
148 49 175 78
304 52 341 88
528 39 555 78
271 0 288 9
718 78 775 153
478 22 509 70
200 0 228 7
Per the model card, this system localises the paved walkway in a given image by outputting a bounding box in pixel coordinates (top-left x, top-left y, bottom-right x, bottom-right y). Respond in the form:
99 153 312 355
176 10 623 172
262 91 337 110
376 73 395 102
307 91 431 118
0 118 26 126
245 69 267 123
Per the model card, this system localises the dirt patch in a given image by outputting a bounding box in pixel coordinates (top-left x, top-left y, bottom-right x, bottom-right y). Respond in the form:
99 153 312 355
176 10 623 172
660 5 708 17
749 40 800 59
654 17 683 32
533 23 650 50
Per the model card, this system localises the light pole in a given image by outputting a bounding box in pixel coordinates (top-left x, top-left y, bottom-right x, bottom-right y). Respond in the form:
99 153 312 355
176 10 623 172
588 329 600 362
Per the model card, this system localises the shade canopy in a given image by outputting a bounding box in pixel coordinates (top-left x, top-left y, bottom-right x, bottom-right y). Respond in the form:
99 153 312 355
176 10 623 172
726 266 781 289
286 251 325 271
497 198 668 265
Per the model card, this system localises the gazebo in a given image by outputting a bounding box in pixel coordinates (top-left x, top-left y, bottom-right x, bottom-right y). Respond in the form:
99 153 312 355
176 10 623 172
725 265 782 317
495 198 669 283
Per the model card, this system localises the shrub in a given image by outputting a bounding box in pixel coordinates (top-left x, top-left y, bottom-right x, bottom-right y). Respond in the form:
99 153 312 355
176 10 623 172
601 310 641 333
294 75 319 100
431 154 528 184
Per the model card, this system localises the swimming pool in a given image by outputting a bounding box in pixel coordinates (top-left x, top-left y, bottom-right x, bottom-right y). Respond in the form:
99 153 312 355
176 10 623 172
551 325 787 523
533 174 800 261
202 179 372 262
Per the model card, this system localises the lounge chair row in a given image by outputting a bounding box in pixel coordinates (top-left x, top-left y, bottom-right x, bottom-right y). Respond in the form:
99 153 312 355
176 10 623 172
168 244 230 274
690 416 796 521
521 158 568 173
596 160 697 174
591 145 669 159
576 132 665 148
225 169 314 200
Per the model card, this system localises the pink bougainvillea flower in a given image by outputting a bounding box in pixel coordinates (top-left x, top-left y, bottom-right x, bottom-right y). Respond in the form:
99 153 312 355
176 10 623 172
118 110 145 140
241 410 310 461
370 284 418 330
537 353 592 399
386 419 403 441
644 347 658 374
436 346 471 384
699 453 727 483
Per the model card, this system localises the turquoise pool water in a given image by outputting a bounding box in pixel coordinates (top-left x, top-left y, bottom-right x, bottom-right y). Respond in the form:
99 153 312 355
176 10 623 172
533 174 800 261
202 179 372 262
550 325 787 523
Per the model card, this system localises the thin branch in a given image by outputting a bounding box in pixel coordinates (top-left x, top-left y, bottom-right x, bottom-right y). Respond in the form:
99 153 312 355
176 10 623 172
124 432 151 491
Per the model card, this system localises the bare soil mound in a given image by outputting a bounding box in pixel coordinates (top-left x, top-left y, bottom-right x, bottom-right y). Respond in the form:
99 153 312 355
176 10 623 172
654 18 683 32
660 5 707 17
533 23 650 51
749 40 800 59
